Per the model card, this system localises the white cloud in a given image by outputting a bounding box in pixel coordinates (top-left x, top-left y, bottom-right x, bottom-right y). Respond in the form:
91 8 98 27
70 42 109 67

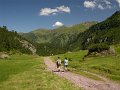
53 21 64 27
116 0 120 7
56 6 70 13
98 4 105 10
40 6 70 16
84 1 96 9
40 8 57 16
103 0 112 9
84 0 112 10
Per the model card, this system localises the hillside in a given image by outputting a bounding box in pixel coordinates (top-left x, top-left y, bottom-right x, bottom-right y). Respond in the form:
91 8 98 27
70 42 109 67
0 26 36 55
21 22 97 44
20 29 52 43
20 10 120 56
69 10 120 51
20 22 97 55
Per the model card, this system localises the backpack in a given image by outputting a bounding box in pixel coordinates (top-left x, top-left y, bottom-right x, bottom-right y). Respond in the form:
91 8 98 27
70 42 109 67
57 60 61 65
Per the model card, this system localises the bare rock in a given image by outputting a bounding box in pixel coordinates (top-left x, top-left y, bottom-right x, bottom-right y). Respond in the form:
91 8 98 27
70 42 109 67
19 40 36 55
87 46 116 57
0 52 10 59
109 46 115 54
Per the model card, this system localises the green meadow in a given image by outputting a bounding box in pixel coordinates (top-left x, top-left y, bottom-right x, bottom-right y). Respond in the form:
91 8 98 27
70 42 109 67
0 54 80 90
0 46 120 90
52 49 120 82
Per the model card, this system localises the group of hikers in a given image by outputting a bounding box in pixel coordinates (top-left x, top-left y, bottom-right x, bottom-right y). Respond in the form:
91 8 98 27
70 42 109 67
56 57 69 72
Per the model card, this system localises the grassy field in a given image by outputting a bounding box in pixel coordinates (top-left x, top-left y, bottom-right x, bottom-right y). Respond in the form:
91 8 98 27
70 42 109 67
52 50 120 82
0 54 80 90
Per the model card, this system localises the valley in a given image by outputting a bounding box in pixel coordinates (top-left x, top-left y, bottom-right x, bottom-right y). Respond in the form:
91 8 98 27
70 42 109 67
0 10 120 90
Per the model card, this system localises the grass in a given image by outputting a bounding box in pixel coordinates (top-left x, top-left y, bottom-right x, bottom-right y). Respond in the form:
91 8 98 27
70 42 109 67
83 56 120 82
51 50 120 82
0 54 80 90
0 54 36 82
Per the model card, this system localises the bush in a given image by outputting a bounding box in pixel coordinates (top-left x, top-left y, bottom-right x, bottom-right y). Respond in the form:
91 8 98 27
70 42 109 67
88 43 110 53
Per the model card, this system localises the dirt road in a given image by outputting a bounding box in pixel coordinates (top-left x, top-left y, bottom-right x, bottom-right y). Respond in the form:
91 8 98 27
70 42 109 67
44 57 120 90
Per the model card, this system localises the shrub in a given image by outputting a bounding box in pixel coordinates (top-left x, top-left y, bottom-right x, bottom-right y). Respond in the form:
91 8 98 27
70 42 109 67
88 43 110 53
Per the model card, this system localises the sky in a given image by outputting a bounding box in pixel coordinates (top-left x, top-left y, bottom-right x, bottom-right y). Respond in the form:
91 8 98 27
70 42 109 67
0 0 120 32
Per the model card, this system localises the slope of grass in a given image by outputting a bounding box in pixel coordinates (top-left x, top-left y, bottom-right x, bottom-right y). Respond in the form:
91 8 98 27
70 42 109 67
0 54 36 82
52 50 120 82
0 54 80 90
84 56 120 81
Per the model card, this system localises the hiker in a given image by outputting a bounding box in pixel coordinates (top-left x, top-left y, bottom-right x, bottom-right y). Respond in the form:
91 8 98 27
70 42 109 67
64 57 68 71
56 57 61 71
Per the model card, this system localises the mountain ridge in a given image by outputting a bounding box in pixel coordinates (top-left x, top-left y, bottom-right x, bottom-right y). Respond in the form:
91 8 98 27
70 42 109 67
19 10 120 56
70 10 120 51
20 21 97 44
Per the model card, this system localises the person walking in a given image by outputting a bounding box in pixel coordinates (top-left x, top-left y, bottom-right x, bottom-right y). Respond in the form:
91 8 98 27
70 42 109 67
56 57 61 72
64 57 68 71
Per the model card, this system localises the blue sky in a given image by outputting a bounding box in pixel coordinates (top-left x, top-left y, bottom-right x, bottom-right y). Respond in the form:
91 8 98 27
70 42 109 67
0 0 120 32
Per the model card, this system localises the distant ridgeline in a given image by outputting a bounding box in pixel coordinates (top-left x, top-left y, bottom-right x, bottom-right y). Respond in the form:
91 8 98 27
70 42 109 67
20 10 120 56
20 22 97 56
0 26 36 55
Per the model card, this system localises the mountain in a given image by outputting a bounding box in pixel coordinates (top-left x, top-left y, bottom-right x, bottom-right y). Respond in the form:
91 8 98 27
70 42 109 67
20 29 51 43
89 10 120 31
20 22 97 44
22 11 120 55
3 10 120 56
20 10 120 56
0 26 36 55
70 10 120 51
20 11 120 56
20 22 97 55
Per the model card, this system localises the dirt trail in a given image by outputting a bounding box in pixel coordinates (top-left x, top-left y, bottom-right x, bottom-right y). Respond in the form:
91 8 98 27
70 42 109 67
44 57 120 90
